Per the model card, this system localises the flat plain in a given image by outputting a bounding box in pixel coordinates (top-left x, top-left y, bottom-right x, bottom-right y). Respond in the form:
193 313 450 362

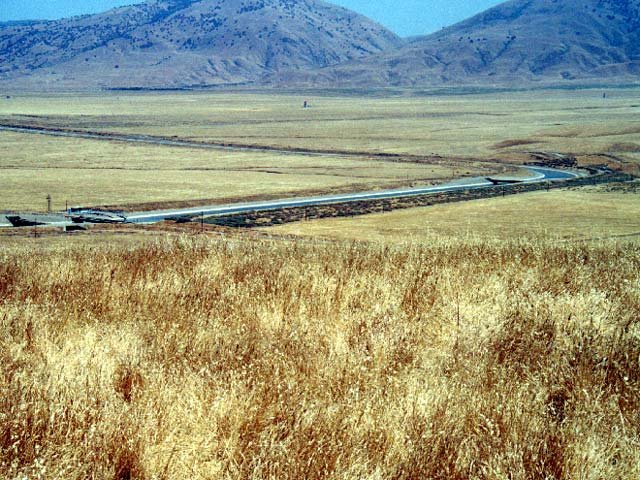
1 130 478 212
267 184 640 243
1 88 639 157
1 87 639 211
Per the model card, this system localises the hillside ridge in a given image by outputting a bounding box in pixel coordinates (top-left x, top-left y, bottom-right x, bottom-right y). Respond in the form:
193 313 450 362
0 0 402 89
275 0 640 87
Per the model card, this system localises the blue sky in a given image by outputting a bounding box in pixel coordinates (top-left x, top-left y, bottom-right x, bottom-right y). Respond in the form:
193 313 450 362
0 0 504 37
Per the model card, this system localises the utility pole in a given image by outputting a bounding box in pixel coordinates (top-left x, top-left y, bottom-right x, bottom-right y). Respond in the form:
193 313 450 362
201 211 204 233
46 194 52 213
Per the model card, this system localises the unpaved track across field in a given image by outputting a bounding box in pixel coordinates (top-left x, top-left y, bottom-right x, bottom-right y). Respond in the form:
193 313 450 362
0 123 445 162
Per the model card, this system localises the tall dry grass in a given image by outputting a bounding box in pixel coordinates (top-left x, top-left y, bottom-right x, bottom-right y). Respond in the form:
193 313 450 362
0 237 639 479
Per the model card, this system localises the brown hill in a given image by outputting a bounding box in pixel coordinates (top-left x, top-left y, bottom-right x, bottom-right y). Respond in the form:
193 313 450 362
0 0 401 90
278 0 640 87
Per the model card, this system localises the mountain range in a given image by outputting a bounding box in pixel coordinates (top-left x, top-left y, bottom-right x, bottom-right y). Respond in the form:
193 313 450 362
0 0 402 89
0 0 639 90
290 0 640 87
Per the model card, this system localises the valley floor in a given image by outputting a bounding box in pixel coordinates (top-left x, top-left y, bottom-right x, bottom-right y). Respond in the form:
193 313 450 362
267 184 640 243
1 87 639 212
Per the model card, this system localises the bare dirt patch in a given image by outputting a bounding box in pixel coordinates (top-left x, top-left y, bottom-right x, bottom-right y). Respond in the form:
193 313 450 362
492 139 542 149
608 142 640 153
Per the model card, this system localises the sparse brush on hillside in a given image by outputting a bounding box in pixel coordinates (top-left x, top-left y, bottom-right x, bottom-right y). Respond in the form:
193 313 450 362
1 237 639 479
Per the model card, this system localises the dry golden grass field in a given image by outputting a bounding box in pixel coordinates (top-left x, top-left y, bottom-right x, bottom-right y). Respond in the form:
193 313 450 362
1 88 639 479
1 236 639 479
1 87 638 211
268 184 640 244
1 88 639 158
0 130 483 212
